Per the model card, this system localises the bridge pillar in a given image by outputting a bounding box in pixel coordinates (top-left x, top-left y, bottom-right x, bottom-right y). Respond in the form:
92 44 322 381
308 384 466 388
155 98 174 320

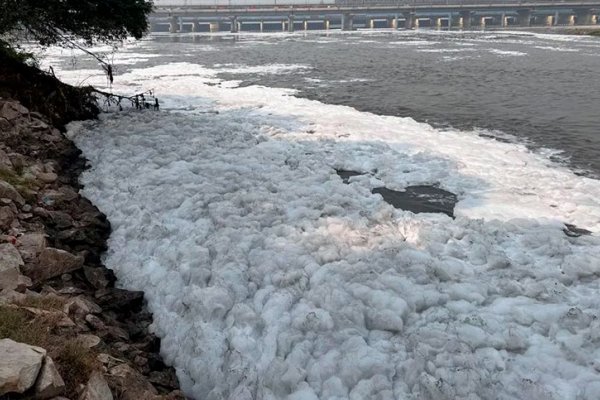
209 22 220 33
342 13 354 31
460 11 472 29
501 13 507 27
169 16 178 33
593 14 598 24
303 20 308 31
575 9 593 25
545 15 553 26
230 17 238 33
387 17 395 29
325 19 330 30
367 18 374 29
282 21 286 31
403 12 414 29
480 16 486 28
517 10 531 27
288 16 294 32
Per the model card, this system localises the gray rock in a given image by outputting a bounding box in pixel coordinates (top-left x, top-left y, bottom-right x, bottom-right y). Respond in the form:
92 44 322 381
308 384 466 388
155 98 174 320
79 371 113 400
24 247 84 282
0 181 25 206
0 101 28 121
0 289 26 304
48 211 74 229
0 243 24 269
0 243 25 292
77 334 101 349
0 206 14 230
33 356 65 399
0 338 46 396
83 267 112 289
85 314 105 331
108 364 157 400
36 172 58 184
0 272 30 294
18 233 46 262
64 296 102 317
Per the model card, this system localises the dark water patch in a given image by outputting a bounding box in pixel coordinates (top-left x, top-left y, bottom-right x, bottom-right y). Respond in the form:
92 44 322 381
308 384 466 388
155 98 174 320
563 223 592 237
372 186 457 217
335 170 457 216
336 169 364 184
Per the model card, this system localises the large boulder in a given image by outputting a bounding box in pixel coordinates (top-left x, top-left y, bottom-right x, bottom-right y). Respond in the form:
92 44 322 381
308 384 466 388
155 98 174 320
23 247 84 282
0 181 25 206
80 370 113 400
0 339 46 396
17 233 47 264
33 356 65 399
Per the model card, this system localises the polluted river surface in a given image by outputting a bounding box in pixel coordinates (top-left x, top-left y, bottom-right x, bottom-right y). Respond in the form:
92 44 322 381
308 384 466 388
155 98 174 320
40 29 600 399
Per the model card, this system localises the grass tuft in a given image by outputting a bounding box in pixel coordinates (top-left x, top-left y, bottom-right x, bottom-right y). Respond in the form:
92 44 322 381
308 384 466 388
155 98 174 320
0 305 48 346
0 167 39 194
56 341 99 396
18 295 67 311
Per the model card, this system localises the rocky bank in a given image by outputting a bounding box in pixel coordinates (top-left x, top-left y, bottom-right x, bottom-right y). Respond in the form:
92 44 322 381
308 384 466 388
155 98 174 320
0 72 184 399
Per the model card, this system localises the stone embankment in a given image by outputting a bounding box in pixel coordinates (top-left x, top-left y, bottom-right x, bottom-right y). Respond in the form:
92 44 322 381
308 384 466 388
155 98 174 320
0 99 184 400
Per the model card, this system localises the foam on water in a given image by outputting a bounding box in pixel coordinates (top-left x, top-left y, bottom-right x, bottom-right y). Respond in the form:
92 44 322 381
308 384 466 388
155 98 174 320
48 40 600 400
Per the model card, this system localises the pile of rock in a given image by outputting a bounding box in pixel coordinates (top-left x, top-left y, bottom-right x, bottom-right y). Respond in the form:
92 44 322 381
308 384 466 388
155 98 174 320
0 99 184 400
0 339 65 399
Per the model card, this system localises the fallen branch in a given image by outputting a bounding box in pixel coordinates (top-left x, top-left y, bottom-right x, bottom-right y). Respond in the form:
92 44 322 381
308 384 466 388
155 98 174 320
92 88 159 111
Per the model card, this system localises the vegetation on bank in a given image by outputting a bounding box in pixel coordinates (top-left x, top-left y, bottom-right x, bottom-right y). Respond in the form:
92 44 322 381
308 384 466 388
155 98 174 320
0 0 152 46
0 2 179 400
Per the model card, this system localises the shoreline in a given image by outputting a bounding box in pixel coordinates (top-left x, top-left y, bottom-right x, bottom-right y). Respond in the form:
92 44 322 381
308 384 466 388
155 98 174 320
0 57 185 399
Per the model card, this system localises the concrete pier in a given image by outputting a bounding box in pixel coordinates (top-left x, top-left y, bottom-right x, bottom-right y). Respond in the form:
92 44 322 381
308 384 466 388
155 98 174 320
287 16 294 32
342 13 354 30
517 10 531 26
404 12 414 29
230 17 238 33
209 22 220 33
169 16 179 33
460 11 472 29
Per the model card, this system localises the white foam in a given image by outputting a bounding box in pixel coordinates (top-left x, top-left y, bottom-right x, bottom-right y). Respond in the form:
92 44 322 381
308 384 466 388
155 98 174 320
488 49 528 56
52 40 600 400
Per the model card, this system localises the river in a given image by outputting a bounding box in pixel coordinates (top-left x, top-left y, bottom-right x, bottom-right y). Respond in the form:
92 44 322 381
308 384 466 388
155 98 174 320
43 29 600 400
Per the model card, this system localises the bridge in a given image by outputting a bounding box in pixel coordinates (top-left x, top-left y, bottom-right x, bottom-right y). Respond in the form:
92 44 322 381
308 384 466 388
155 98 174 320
149 0 600 33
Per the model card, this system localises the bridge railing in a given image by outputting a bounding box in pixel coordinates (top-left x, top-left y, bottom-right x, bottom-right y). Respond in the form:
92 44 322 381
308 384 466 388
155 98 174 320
154 0 596 8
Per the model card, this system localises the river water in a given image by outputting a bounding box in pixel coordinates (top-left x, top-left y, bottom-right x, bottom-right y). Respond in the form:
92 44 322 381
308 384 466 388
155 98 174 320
43 30 600 400
148 30 600 175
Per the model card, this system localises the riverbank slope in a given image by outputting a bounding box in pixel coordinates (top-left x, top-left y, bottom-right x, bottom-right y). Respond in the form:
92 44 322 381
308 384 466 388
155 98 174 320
0 54 184 400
